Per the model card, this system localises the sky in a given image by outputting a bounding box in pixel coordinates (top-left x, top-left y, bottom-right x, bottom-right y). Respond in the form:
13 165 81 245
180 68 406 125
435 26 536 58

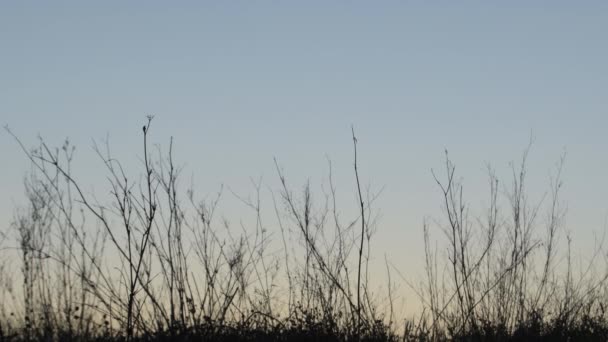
2 1 608 313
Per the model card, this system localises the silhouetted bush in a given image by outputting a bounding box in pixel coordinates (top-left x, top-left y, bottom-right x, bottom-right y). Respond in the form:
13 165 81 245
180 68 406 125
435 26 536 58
3 120 608 341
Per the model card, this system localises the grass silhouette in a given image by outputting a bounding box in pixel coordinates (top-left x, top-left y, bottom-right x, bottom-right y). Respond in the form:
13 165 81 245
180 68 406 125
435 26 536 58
2 119 608 341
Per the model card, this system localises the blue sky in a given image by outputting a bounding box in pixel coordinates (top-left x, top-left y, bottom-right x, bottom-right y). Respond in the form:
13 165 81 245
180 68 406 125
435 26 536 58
2 2 608 298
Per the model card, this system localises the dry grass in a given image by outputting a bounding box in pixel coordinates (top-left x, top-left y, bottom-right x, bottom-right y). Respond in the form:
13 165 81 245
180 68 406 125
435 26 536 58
2 120 608 341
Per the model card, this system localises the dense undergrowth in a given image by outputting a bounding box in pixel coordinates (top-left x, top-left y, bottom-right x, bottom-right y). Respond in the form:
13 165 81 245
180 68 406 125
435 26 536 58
3 118 608 341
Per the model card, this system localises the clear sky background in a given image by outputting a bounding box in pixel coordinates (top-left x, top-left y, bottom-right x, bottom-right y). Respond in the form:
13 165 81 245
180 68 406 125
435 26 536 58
2 1 608 313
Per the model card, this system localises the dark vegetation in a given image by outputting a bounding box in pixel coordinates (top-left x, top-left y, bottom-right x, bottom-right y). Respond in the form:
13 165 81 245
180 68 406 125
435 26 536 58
2 118 608 341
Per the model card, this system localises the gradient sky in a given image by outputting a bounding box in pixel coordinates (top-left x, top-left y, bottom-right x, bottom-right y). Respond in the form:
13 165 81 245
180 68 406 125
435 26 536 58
2 2 608 310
